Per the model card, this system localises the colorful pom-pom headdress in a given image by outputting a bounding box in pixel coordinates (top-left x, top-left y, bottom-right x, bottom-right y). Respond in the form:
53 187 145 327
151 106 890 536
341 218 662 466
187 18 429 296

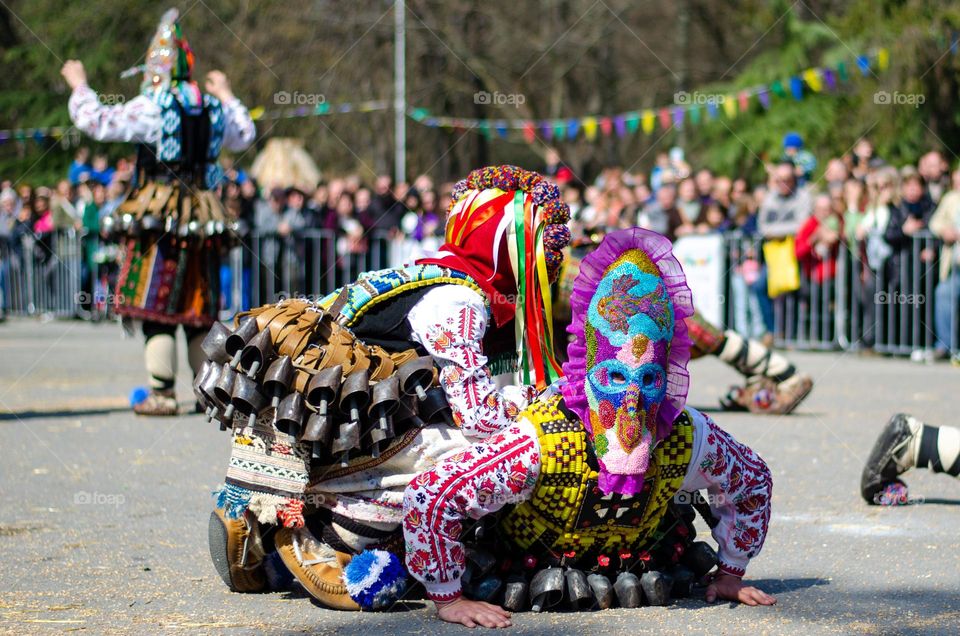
420 165 571 390
560 228 694 495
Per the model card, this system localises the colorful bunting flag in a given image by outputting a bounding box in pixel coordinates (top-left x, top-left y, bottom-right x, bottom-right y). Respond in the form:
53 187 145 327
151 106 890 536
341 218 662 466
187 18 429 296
641 110 655 134
722 95 737 118
802 68 822 92
657 108 671 130
757 88 771 109
789 76 804 100
599 117 613 137
877 48 889 72
671 106 684 129
613 115 627 137
583 117 598 140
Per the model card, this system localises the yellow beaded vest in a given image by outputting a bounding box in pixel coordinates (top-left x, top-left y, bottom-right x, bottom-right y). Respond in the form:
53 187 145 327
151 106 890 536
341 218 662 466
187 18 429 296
500 393 693 559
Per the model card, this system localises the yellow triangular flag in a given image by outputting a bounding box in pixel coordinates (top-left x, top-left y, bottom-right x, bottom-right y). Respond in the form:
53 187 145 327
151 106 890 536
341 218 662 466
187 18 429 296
583 117 598 141
641 110 655 134
249 106 265 121
722 95 737 119
802 68 823 92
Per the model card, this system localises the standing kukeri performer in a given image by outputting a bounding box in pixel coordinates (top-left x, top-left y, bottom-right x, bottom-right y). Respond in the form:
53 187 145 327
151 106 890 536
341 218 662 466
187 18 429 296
63 8 255 415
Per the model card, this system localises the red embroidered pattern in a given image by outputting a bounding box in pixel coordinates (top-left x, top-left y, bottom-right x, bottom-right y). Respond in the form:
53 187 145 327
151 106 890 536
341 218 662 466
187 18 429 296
696 413 772 574
403 425 540 599
413 299 524 437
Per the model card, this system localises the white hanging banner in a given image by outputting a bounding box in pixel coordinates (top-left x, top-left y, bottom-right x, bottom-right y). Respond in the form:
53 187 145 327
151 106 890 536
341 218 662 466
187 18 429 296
673 234 726 326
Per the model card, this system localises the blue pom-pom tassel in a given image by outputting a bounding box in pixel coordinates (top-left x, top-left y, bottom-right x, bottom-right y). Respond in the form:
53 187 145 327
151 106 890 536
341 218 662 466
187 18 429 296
344 549 409 610
129 386 149 407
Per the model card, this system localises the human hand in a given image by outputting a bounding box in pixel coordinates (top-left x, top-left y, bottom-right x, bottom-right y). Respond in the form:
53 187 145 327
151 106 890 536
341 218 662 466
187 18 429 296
705 573 777 606
902 217 923 236
939 226 958 244
61 60 88 90
436 598 512 628
204 70 234 102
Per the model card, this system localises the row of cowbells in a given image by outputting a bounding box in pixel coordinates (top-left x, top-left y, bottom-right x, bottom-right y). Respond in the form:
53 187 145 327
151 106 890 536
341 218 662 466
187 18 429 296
460 542 718 612
194 319 452 466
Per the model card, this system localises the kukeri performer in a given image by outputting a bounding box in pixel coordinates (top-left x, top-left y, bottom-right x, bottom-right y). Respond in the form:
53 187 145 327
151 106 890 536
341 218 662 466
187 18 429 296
63 8 255 415
195 166 571 604
400 228 776 627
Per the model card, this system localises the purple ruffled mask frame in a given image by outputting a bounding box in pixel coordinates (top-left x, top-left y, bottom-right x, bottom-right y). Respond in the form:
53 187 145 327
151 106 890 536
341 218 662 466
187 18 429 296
560 228 695 495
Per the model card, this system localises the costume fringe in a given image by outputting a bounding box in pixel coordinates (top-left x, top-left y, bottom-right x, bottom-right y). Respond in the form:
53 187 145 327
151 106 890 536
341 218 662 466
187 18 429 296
213 483 305 528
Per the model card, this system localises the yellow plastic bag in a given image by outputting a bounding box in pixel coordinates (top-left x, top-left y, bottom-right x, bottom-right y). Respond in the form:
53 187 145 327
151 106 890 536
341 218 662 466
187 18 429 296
763 237 800 298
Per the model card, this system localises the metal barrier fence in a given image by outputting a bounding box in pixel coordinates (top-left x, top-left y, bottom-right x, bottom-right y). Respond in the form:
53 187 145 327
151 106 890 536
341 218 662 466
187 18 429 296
722 231 959 356
0 229 83 318
2 227 958 358
222 229 397 314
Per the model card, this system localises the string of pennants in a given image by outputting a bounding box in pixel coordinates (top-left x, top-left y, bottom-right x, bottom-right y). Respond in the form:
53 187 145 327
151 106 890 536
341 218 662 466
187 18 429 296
0 44 915 148
407 49 891 142
0 99 393 148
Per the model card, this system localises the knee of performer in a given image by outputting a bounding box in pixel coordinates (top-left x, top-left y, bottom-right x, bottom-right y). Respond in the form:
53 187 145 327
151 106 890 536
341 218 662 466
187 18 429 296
145 332 177 388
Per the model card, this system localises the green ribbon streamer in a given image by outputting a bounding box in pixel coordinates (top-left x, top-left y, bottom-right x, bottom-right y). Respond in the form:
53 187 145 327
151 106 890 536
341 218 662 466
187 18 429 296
536 222 561 385
512 191 530 386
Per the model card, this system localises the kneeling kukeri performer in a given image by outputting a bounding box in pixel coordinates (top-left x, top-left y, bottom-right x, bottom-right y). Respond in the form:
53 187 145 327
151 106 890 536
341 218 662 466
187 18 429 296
861 413 960 505
196 166 571 605
63 8 256 415
402 229 775 627
557 237 813 415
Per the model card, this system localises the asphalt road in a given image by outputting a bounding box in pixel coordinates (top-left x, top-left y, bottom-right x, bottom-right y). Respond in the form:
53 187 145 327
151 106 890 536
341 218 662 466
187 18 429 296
1 318 958 635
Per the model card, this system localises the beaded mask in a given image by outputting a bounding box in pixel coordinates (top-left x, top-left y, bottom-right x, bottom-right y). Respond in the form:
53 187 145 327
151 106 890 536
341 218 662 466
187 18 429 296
561 229 694 496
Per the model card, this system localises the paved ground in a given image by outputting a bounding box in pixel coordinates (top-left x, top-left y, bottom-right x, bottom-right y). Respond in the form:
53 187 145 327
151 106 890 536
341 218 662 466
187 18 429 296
1 317 958 635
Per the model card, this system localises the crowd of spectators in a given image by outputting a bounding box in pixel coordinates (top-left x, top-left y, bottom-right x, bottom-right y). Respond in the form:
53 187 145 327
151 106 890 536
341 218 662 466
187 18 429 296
552 136 959 361
1 135 958 361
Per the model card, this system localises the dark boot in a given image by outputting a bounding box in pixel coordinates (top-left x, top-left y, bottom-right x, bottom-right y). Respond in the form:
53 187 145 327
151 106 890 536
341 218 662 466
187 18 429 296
861 414 917 504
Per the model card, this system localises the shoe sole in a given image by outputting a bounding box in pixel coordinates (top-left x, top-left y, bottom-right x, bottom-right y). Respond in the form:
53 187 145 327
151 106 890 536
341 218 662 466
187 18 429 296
860 414 912 504
777 376 814 415
208 509 267 592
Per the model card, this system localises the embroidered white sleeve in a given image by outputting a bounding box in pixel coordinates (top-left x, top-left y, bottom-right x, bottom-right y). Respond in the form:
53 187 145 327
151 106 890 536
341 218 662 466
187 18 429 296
68 85 161 144
402 422 541 602
678 408 772 577
407 285 523 439
220 97 257 151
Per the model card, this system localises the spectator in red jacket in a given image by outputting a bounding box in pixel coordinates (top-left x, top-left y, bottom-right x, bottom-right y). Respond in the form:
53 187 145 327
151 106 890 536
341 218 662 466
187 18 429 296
796 193 842 284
